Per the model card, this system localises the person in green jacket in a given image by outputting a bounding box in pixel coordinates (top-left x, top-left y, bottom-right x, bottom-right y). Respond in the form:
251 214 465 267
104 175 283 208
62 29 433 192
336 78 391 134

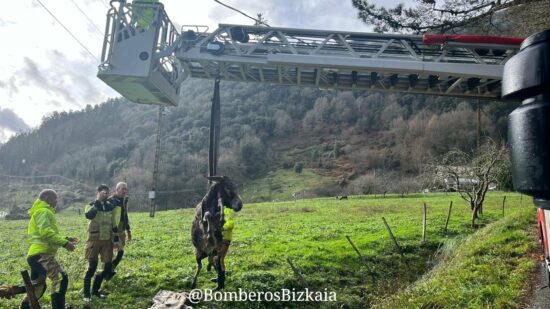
83 184 121 302
20 189 77 309
209 207 235 289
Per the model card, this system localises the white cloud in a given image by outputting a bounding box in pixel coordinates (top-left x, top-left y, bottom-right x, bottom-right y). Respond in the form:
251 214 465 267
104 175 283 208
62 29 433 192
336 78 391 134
0 0 407 143
0 127 15 144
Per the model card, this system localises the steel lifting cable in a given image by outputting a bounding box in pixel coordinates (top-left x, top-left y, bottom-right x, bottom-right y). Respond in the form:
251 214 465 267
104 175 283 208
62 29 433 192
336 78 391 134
203 76 222 222
149 105 164 218
208 76 221 179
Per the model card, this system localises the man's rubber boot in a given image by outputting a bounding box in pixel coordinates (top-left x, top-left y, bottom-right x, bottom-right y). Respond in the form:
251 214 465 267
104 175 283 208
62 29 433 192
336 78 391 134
112 251 124 269
51 292 64 309
83 277 91 300
92 274 105 298
102 263 116 281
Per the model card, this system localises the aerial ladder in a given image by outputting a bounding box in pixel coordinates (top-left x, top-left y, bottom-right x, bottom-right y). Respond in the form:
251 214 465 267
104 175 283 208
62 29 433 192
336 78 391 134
97 0 550 278
99 1 521 105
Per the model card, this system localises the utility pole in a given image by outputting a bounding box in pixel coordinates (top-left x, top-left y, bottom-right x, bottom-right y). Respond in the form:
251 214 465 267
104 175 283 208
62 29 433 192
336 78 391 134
477 100 481 153
149 105 164 217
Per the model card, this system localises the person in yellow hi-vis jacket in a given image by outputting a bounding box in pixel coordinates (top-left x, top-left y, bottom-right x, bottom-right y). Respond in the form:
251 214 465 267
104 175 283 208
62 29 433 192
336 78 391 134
133 0 159 32
83 184 121 302
20 189 77 309
210 207 235 289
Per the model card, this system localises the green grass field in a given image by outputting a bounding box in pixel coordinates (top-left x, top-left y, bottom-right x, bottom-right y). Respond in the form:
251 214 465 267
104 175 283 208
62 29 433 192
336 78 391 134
240 168 337 202
0 192 537 308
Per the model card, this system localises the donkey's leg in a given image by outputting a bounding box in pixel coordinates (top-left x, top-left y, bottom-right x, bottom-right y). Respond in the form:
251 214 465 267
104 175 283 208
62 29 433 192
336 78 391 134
213 259 224 290
191 251 206 289
209 254 219 282
206 255 213 272
214 241 230 290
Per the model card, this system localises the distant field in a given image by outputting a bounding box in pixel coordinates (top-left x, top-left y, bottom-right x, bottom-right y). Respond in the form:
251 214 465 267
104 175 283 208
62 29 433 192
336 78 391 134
0 192 536 308
240 168 337 202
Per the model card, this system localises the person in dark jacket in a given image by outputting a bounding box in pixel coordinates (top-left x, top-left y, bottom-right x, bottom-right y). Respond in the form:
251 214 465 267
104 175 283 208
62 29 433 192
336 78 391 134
108 182 132 271
83 184 121 302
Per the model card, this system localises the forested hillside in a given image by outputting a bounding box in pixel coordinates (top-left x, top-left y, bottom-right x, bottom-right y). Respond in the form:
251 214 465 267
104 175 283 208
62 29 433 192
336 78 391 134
6 0 549 215
0 77 518 213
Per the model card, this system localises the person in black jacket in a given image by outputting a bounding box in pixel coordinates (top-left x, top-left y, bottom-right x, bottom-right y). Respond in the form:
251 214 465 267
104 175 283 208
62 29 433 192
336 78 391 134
83 184 121 302
108 182 131 271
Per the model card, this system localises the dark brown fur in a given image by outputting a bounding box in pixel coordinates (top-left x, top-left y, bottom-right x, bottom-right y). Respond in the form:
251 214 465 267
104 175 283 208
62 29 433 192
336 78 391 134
191 176 242 290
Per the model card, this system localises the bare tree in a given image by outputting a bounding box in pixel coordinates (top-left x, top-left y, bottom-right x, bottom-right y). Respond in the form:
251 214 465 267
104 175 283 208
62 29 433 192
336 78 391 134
351 0 545 33
430 141 508 227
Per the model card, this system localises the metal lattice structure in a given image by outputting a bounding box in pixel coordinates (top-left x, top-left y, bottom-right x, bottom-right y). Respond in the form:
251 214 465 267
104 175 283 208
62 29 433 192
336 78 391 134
98 1 521 105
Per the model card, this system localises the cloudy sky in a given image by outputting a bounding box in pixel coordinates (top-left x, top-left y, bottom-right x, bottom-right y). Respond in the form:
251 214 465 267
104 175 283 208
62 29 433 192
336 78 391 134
0 0 404 142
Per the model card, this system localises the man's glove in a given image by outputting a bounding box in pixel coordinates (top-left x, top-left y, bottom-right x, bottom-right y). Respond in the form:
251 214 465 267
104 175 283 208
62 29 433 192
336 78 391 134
64 241 76 252
1 285 27 299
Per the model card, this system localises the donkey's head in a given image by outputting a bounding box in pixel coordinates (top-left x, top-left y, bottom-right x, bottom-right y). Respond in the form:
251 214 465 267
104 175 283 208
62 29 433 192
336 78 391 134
206 176 243 212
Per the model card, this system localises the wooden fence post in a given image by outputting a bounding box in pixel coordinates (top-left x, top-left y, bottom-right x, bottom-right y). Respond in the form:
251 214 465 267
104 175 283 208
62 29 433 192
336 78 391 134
21 270 40 309
502 196 507 217
382 217 409 268
287 258 310 289
345 235 377 283
346 235 363 259
422 202 427 243
444 201 453 234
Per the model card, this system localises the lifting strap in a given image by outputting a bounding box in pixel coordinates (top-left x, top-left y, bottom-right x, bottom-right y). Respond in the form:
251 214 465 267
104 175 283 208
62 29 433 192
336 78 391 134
208 77 221 178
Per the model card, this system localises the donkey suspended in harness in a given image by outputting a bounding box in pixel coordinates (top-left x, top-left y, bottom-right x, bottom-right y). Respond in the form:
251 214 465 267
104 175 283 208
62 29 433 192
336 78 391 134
191 176 243 290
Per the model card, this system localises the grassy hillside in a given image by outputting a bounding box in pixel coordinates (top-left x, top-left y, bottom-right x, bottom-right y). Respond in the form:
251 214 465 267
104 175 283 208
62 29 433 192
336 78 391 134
241 168 338 202
0 81 519 211
0 192 536 308
375 205 537 308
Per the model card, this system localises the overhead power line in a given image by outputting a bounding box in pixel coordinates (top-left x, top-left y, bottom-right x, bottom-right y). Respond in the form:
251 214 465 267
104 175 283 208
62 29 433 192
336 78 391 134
35 0 100 62
213 0 270 26
71 0 105 39
212 0 313 48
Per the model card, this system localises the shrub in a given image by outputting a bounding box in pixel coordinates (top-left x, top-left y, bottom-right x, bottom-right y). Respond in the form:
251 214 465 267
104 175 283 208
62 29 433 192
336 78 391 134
294 162 304 173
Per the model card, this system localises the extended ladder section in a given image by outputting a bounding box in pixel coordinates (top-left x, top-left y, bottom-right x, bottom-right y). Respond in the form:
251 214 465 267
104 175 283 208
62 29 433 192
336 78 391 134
98 2 523 106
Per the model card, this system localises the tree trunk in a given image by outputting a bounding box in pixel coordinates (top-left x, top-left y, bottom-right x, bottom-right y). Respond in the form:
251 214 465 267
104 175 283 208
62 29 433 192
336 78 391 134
471 202 481 228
